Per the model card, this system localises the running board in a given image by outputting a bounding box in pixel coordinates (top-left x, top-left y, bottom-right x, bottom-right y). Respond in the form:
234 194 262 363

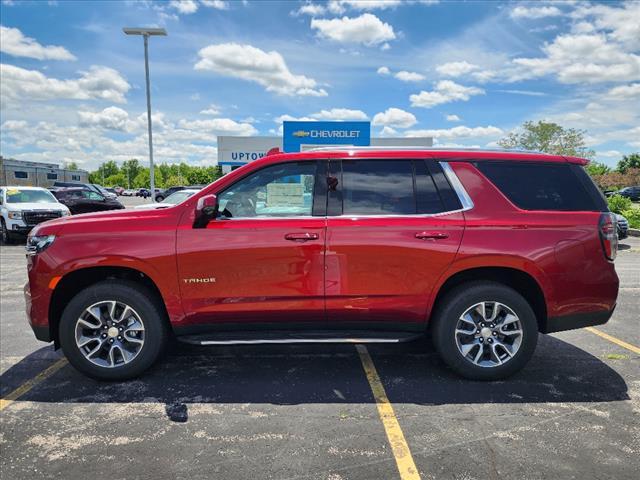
176 330 423 346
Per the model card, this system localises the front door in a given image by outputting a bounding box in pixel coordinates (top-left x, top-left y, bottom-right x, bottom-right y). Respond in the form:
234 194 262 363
176 160 327 330
325 158 465 328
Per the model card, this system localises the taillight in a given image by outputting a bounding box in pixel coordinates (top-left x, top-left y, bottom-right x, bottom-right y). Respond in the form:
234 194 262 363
599 213 618 261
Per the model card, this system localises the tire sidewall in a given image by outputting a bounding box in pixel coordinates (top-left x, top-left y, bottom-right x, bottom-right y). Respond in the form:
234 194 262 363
59 281 168 381
433 282 538 380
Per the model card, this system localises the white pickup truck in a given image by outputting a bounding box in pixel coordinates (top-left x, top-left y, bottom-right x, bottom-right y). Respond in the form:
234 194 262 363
0 186 70 244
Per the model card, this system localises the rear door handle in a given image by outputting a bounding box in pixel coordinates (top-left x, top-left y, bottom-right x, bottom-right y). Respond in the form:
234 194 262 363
285 232 320 242
415 231 449 240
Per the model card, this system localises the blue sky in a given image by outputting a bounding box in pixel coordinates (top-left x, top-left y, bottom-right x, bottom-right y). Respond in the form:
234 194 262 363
1 0 639 170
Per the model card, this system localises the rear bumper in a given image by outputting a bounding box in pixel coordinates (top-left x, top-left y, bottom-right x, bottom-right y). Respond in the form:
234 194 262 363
540 307 615 334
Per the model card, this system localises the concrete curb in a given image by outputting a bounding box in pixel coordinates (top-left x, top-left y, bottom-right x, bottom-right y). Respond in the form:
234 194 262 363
629 228 640 237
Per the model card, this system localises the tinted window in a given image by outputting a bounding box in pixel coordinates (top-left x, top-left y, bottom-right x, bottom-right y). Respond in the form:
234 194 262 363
14 171 28 179
6 189 57 203
342 160 416 215
47 173 58 180
218 162 317 218
414 161 446 214
476 161 604 211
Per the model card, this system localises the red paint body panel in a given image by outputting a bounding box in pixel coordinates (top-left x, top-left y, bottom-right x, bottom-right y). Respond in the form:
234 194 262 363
25 149 618 341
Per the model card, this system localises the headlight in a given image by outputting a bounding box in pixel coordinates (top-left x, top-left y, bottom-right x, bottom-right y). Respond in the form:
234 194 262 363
61 210 71 217
8 211 22 219
26 235 56 256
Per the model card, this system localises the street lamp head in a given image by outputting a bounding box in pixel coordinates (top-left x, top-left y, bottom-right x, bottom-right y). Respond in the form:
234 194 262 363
123 27 167 36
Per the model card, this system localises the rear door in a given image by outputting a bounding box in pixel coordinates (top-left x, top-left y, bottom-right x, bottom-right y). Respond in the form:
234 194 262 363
325 159 466 328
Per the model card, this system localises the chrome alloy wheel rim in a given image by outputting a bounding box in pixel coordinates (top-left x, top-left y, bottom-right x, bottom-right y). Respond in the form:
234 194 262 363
75 301 145 368
455 301 523 368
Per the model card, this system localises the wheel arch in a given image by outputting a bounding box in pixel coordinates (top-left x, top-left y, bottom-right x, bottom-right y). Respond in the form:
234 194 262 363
430 266 548 332
49 266 173 346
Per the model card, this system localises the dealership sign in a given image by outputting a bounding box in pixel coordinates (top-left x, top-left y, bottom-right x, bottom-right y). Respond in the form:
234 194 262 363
283 121 370 152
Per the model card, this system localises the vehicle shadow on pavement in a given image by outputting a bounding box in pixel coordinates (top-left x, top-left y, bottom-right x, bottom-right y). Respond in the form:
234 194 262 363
0 334 629 422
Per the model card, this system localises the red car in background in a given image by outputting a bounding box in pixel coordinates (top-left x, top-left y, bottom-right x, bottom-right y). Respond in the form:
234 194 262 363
24 148 618 381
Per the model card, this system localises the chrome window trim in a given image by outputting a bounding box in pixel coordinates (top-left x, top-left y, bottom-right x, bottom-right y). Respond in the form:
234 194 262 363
212 158 474 221
439 161 474 211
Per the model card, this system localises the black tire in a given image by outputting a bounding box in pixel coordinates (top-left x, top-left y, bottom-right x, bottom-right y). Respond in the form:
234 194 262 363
1 219 14 244
432 281 538 381
59 280 169 381
155 196 164 202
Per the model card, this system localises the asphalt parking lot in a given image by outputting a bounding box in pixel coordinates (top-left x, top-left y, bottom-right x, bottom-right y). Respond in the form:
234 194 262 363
1 236 638 480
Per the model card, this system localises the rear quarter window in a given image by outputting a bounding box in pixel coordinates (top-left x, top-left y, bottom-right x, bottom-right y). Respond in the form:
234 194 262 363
475 161 606 212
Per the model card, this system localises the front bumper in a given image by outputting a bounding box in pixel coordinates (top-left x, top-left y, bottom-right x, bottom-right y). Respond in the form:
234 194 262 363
540 307 615 334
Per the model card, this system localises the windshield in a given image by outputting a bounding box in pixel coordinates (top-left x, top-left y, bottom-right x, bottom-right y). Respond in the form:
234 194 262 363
162 190 196 204
6 188 58 204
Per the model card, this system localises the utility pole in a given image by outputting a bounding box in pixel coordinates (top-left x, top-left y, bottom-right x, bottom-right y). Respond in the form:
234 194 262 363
123 27 167 202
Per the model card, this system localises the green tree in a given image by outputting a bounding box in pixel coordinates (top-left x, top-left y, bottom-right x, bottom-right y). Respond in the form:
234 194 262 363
133 168 150 188
585 161 610 177
65 161 79 170
122 159 142 187
498 121 595 158
616 153 640 174
105 173 127 187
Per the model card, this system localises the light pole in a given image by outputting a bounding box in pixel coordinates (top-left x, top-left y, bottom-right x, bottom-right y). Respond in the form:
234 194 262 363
123 27 166 202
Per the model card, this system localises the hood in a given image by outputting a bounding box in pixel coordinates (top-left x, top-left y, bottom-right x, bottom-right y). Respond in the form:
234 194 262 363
33 205 178 236
4 202 68 211
134 203 172 210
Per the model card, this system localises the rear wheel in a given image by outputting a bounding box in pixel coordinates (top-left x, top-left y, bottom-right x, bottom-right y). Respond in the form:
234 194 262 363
432 282 538 380
59 280 169 380
155 195 164 202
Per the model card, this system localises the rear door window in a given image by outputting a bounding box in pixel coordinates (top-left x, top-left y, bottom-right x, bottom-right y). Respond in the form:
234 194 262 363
476 161 606 212
341 160 416 215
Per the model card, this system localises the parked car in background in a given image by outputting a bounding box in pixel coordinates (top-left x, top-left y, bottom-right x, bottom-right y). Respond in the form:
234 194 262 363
0 186 70 243
134 189 199 209
616 213 629 240
136 188 161 199
24 148 619 381
121 189 136 196
53 181 117 200
52 187 124 215
616 186 640 201
113 187 125 196
155 185 204 202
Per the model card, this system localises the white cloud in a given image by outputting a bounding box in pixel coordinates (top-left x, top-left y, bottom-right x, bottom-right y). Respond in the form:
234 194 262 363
327 0 439 14
1 120 28 130
169 0 198 14
311 108 368 120
311 13 395 46
377 66 390 75
379 126 398 137
195 43 327 97
0 25 76 60
394 70 425 82
200 104 221 115
435 61 479 77
78 106 133 132
497 89 547 97
410 80 484 108
510 6 562 20
0 64 130 105
571 2 640 49
405 125 503 139
512 33 640 84
201 0 228 9
445 114 460 122
177 118 257 136
372 107 417 128
294 2 326 16
604 83 640 100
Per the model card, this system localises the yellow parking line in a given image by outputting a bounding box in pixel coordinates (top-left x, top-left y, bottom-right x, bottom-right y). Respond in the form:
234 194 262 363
585 327 640 355
356 345 421 480
0 358 67 412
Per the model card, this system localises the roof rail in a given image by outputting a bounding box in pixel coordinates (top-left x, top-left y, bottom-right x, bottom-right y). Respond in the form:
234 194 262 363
302 146 551 155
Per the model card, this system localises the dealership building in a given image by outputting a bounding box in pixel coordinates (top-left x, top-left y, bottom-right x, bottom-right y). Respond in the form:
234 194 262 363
217 121 433 174
0 156 89 187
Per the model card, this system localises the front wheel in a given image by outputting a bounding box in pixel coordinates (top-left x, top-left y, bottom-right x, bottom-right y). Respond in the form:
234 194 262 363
432 282 538 381
59 280 169 381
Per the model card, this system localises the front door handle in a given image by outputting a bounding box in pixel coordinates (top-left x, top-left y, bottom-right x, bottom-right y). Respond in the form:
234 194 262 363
285 232 320 242
415 231 449 240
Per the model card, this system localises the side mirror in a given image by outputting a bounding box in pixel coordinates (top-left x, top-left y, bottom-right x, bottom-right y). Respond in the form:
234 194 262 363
194 194 217 228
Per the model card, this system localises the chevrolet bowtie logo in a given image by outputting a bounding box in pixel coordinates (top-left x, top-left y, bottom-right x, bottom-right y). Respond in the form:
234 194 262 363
292 130 310 138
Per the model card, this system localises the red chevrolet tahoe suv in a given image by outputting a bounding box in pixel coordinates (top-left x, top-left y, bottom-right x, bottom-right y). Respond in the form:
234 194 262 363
24 148 619 381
